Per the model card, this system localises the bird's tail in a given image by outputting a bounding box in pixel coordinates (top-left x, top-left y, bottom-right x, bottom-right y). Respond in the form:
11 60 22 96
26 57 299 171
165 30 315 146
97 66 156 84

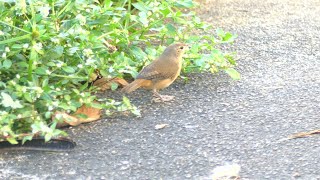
121 79 145 93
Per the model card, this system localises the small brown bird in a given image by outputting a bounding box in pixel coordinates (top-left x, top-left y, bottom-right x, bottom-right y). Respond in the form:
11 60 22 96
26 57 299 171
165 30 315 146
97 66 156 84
121 43 189 102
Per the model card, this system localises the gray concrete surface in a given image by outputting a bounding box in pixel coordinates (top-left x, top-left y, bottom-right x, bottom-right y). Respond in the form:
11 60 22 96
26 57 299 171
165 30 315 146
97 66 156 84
1 0 320 179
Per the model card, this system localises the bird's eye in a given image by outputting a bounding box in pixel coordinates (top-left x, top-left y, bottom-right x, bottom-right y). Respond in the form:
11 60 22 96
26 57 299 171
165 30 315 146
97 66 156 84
179 46 184 49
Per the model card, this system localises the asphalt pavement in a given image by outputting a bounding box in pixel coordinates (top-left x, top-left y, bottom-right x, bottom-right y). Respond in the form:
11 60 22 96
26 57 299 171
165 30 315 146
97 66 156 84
1 0 320 179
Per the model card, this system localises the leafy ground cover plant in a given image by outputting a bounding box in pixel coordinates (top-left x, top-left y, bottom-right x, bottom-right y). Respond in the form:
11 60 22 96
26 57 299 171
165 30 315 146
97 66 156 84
0 0 238 144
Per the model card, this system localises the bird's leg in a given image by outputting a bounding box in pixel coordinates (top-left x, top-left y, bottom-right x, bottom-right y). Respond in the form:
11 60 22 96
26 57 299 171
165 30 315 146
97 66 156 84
152 89 175 102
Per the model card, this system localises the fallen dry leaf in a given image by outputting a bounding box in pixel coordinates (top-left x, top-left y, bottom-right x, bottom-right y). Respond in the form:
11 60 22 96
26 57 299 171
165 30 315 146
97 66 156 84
155 124 169 130
93 77 128 91
287 129 320 139
54 103 101 127
74 103 101 123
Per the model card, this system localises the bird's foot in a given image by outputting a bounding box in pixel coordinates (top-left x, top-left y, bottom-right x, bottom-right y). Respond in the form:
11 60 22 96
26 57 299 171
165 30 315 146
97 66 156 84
152 95 175 103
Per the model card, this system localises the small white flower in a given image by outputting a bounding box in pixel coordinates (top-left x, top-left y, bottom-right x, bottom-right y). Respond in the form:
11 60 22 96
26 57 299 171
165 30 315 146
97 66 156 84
15 0 27 14
23 43 29 49
46 70 51 75
77 64 83 69
16 74 20 79
52 101 59 107
75 28 88 35
0 31 4 36
108 67 114 73
50 37 60 44
36 87 43 94
10 80 16 86
76 14 86 25
48 106 53 111
56 62 64 68
5 47 10 52
17 114 22 118
21 86 27 93
39 6 50 18
2 53 6 59
83 48 93 57
33 42 43 52
0 111 8 115
4 17 12 23
85 58 96 65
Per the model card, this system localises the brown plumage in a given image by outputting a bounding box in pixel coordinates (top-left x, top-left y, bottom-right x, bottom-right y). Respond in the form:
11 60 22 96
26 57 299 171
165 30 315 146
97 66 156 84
121 43 189 102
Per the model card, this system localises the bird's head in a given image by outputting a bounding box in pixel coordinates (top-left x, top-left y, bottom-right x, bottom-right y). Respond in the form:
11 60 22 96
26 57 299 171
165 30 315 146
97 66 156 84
162 43 190 59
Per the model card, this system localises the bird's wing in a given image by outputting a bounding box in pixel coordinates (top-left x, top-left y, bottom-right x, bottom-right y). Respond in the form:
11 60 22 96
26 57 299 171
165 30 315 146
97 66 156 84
136 62 173 81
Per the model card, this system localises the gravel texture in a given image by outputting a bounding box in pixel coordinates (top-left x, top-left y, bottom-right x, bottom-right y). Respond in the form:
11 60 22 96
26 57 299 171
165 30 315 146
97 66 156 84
1 0 320 179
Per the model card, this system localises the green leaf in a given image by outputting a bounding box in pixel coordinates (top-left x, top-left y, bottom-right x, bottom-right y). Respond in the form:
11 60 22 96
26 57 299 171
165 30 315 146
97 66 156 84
11 44 22 49
44 133 52 142
90 102 103 109
166 38 175 45
47 62 56 66
174 0 194 8
160 7 171 16
132 2 150 12
130 46 147 61
22 135 33 144
42 77 49 87
223 32 233 41
50 122 57 130
216 28 225 38
45 112 52 119
122 96 131 107
138 11 148 26
225 68 241 80
0 34 31 45
24 93 33 103
15 54 27 61
166 24 176 35
62 66 75 73
64 95 71 101
225 54 237 65
2 59 12 69
80 82 88 91
44 46 64 60
6 137 18 144
131 108 141 117
110 82 118 91
1 92 23 109
35 67 46 75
